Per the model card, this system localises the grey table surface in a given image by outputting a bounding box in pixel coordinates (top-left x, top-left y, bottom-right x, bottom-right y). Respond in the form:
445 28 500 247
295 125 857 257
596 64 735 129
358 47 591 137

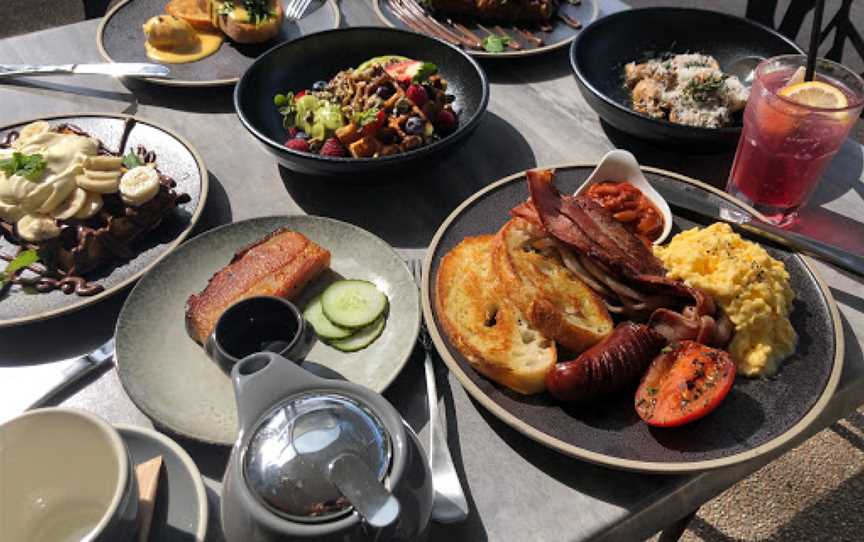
2 2 864 542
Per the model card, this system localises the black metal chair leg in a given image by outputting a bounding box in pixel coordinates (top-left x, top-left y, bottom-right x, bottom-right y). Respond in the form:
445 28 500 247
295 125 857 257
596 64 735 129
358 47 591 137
658 509 698 542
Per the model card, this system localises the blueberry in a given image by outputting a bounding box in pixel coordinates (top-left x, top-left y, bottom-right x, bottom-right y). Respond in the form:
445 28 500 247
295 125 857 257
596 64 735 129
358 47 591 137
405 117 424 135
312 80 328 91
294 131 308 140
375 85 394 99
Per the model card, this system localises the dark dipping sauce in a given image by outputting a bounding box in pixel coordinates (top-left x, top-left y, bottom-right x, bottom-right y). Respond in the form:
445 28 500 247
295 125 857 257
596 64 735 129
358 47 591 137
214 297 300 365
585 181 664 245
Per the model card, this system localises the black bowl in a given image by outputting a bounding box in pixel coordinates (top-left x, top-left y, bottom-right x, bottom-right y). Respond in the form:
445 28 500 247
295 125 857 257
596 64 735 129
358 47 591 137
570 8 803 150
235 27 489 175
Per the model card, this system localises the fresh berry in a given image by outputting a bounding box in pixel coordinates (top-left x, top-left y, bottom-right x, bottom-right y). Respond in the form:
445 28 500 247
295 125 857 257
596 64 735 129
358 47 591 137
405 116 424 135
287 127 299 138
295 90 307 100
375 85 394 99
285 138 310 152
312 80 328 91
406 85 427 106
294 131 309 140
435 110 458 134
319 137 347 157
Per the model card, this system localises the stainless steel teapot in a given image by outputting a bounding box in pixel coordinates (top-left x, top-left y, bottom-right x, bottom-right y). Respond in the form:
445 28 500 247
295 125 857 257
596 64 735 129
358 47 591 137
221 351 433 542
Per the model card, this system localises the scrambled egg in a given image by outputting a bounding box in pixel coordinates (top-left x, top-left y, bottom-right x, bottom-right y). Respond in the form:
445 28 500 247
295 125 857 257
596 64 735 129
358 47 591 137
653 223 797 377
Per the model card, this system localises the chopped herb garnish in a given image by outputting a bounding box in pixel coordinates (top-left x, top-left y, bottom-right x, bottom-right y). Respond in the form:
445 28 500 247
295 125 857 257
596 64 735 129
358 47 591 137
122 150 143 169
217 0 276 25
683 74 728 102
0 152 47 181
0 249 39 288
412 62 438 82
482 35 511 54
648 387 658 396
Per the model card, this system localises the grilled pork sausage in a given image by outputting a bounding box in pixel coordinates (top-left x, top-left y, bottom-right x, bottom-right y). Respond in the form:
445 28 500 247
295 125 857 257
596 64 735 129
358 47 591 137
546 322 666 402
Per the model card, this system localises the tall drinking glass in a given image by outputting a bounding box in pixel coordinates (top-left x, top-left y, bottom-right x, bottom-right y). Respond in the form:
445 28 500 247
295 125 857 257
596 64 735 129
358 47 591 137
726 55 864 226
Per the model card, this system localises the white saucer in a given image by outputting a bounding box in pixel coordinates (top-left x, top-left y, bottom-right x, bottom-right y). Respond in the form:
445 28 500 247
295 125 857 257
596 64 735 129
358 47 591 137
116 424 208 542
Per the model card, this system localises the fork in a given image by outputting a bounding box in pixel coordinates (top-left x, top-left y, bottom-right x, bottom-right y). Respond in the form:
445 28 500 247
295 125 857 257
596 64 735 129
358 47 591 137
409 258 469 523
284 0 312 21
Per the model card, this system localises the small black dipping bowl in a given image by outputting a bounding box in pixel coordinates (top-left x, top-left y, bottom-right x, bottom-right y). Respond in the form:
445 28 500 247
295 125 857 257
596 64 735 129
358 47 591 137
570 8 803 150
235 27 489 175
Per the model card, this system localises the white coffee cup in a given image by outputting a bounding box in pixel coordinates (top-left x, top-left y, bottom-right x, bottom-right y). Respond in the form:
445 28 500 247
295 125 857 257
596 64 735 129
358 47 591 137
0 408 139 542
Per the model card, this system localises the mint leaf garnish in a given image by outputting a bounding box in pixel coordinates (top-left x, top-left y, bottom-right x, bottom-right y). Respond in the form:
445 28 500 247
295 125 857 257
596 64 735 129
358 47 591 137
482 35 511 53
0 152 47 181
412 62 438 82
122 150 143 169
0 249 38 288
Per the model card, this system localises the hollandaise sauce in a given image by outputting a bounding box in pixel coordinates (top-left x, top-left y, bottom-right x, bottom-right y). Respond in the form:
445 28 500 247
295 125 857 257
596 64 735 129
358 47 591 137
143 15 222 64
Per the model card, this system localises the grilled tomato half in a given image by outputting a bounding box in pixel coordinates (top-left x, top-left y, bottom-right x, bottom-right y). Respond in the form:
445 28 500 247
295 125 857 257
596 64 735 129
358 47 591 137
635 340 736 427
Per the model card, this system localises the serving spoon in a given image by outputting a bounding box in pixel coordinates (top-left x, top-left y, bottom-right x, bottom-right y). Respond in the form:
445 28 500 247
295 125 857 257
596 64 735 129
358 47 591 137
576 149 674 245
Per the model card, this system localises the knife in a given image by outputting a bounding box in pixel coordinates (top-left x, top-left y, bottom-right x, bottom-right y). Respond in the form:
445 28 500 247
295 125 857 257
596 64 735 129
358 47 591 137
0 63 170 79
27 338 116 410
662 183 864 278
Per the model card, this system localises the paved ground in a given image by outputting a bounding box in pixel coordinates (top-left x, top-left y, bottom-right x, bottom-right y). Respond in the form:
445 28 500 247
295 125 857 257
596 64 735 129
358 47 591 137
4 2 864 541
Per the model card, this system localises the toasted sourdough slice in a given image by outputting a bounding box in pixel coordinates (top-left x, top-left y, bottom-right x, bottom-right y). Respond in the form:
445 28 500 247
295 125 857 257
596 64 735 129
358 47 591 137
185 228 330 344
493 217 613 353
166 0 218 32
435 235 556 395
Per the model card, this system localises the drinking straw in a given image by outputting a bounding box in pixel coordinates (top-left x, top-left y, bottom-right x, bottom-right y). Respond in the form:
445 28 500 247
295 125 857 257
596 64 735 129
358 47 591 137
804 0 825 81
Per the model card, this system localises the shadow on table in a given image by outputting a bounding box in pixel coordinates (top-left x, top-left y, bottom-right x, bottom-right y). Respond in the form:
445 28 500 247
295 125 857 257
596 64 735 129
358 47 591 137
600 120 736 189
481 47 575 85
122 79 236 114
386 347 489 540
279 112 536 248
192 171 234 235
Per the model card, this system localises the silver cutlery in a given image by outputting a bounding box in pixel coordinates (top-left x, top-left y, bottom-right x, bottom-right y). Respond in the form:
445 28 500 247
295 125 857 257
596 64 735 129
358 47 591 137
285 0 313 21
663 183 864 278
0 63 170 79
409 258 469 523
27 338 115 410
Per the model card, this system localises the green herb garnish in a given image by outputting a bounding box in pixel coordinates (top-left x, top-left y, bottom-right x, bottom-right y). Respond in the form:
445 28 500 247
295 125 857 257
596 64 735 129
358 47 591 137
412 62 438 82
482 35 511 54
217 0 276 25
122 150 143 169
274 91 297 129
0 249 39 288
0 152 47 181
648 387 658 396
352 107 381 127
683 74 728 102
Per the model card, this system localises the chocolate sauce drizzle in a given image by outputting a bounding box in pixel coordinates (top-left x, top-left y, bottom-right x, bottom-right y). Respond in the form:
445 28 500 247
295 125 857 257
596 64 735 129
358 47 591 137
0 117 189 298
386 0 575 52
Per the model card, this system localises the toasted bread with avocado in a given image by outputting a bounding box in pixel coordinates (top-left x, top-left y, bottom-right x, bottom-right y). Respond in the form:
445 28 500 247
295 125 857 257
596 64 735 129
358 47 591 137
166 0 218 32
493 218 613 353
210 0 283 44
435 235 556 395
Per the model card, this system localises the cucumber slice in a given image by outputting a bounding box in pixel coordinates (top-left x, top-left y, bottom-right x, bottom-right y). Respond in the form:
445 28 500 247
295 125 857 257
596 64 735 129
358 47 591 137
304 295 353 340
328 316 386 352
321 280 388 329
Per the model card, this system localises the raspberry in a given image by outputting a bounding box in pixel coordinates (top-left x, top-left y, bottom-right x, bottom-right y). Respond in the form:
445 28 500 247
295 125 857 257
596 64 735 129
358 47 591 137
406 84 427 106
435 110 458 134
319 137 347 157
287 127 299 139
285 138 310 152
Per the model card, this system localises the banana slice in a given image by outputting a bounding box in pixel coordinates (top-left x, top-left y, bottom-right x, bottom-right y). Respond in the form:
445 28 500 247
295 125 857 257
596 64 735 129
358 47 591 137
17 213 60 242
51 187 89 220
119 166 160 207
15 121 50 144
77 169 121 194
83 155 124 171
74 192 104 220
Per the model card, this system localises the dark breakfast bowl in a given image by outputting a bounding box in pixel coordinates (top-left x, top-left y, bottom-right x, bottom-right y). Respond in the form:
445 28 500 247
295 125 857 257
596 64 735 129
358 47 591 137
570 8 803 150
235 27 489 176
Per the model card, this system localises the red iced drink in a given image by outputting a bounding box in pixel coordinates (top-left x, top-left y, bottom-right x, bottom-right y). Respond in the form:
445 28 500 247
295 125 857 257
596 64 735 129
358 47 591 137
727 55 864 225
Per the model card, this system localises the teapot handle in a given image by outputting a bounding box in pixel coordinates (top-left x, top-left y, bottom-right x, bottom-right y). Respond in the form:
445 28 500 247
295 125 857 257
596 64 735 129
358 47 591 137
231 352 322 435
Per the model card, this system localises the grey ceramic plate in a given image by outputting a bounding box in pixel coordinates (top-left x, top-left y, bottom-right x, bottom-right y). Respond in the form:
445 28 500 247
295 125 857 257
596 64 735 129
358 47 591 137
97 0 341 86
374 0 597 58
422 165 844 473
0 113 207 328
116 424 208 541
116 215 420 445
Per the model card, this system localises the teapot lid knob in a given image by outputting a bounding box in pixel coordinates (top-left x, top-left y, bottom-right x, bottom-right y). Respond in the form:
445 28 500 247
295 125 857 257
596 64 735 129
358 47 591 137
242 392 392 523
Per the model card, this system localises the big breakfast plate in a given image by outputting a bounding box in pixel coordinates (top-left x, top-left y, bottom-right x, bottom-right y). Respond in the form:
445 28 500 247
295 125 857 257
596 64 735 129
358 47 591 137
0 113 207 328
115 215 420 445
421 165 843 473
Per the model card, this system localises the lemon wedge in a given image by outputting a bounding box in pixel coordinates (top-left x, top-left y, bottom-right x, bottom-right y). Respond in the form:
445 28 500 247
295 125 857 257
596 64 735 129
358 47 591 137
778 80 848 109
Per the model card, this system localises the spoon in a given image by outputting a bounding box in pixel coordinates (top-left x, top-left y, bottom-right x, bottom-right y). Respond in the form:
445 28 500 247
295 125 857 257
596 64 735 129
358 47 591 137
726 56 764 88
576 149 674 245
